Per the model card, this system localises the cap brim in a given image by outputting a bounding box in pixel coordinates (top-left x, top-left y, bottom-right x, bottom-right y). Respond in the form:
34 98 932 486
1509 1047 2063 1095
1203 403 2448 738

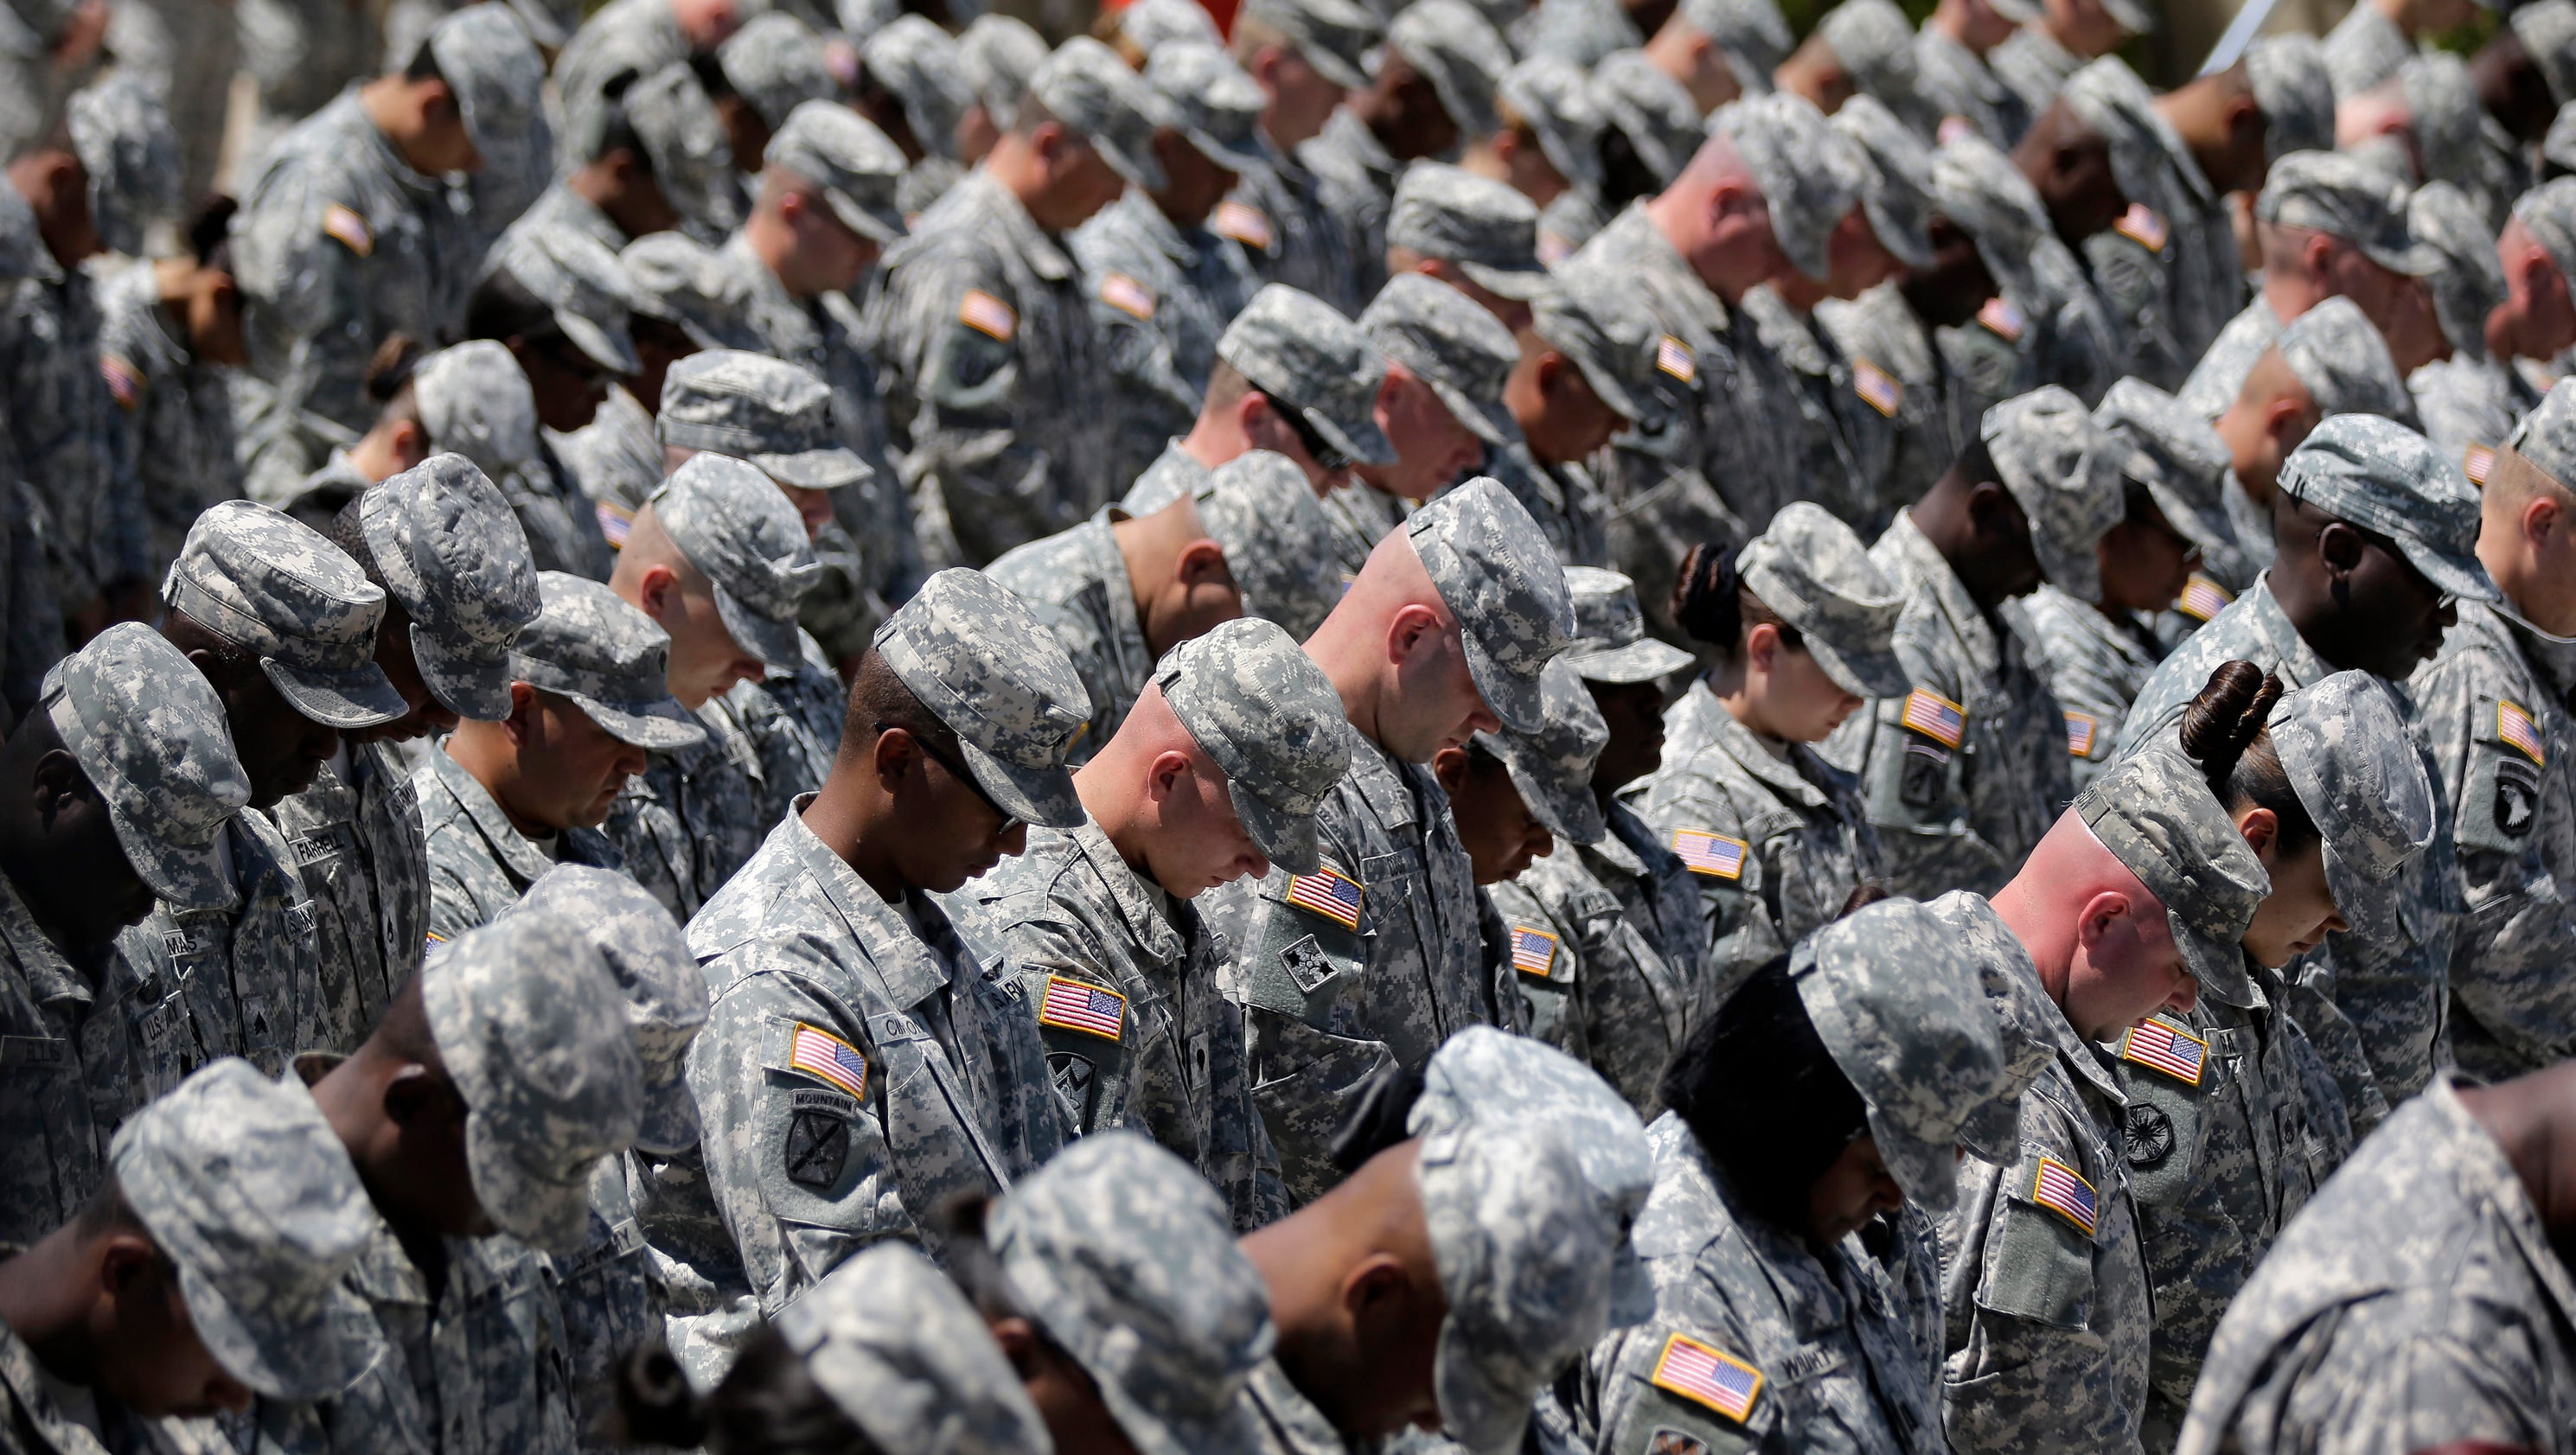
1435 1324 1537 1455
2172 916 2256 1009
1562 637 1694 685
262 657 411 731
1187 129 1270 176
823 187 908 244
2145 482 2239 563
958 735 1087 830
2035 533 2104 604
1094 135 1170 193
465 1116 594 1257
1090 1347 1272 1455
1425 376 1519 450
634 1074 703 1158
180 1265 386 1404
564 688 710 750
559 310 642 380
1866 1109 1958 1211
1531 124 1603 195
1461 631 1547 735
1804 634 1910 702
752 446 873 491
1956 1094 2019 1165
1486 732 1607 846
715 585 809 672
1608 1247 1653 1326
2392 535 2501 603
2360 239 2441 277
1231 778 1324 876
412 622 515 724
1304 400 1400 469
1557 348 1660 431
2098 0 2152 32
1984 0 2040 20
1304 44 1370 93
2320 838 2404 954
107 800 238 912
1456 258 1555 302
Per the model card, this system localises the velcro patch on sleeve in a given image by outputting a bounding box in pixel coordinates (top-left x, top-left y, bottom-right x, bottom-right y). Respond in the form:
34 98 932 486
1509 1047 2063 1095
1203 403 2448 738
1037 976 1128 1041
1212 201 1274 250
1976 296 2023 341
1899 689 1966 749
2113 203 2168 252
323 203 374 257
2064 710 2099 758
2499 699 2547 766
958 288 1018 341
1656 335 1696 384
1671 829 1748 880
786 1022 870 1100
2176 573 2234 622
2119 1016 2208 1087
1284 865 1365 930
2029 1155 2099 1235
1650 1333 1762 1424
1851 358 1901 417
2464 444 2496 486
101 354 140 410
1509 925 1559 979
1100 272 1156 320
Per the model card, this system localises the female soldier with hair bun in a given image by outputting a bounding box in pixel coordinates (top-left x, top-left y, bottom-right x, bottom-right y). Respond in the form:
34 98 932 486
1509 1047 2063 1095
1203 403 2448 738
1631 504 1913 1004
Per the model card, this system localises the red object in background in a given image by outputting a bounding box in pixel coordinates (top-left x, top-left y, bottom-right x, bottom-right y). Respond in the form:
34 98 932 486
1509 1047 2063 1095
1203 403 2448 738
1101 0 1237 36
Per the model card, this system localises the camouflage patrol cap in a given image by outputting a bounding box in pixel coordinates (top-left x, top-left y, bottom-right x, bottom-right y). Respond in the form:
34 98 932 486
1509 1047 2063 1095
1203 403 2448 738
1930 131 2051 290
1678 0 1793 94
2514 0 2576 109
1980 386 2128 603
1711 92 1867 283
1418 1119 1627 1455
1530 268 1666 431
1407 1025 1653 1325
960 14 1051 124
2266 671 2435 953
765 100 910 245
359 454 544 723
1588 50 1702 187
1144 41 1268 174
2277 413 2497 603
1560 566 1693 684
2397 52 2479 187
2410 182 2505 361
2506 377 2576 488
1360 272 1522 449
873 568 1090 829
1388 163 1551 302
510 572 706 750
66 76 179 258
719 13 836 131
2255 150 2438 275
507 865 706 1157
112 1059 381 1403
2094 0 2152 35
1832 95 1936 272
1238 0 1380 92
1118 0 1224 56
1817 0 1921 124
988 1133 1277 1455
1735 502 1908 699
427 4 548 195
0 181 57 285
658 350 871 490
1793 898 2009 1210
775 1243 1051 1455
2547 99 2576 174
2274 296 2410 422
1154 616 1351 873
1407 478 1579 735
45 624 252 912
414 341 540 488
1386 0 1511 140
2247 33 2334 162
619 63 739 233
1474 658 1610 844
649 452 824 670
2511 176 2576 280
621 232 757 352
863 16 972 163
1031 37 1169 191
420 908 646 1256
1500 58 1603 195
2094 379 2234 558
2076 745 2270 1008
1191 450 1345 641
489 225 641 378
164 501 408 730
1218 284 1399 467
2064 57 2175 220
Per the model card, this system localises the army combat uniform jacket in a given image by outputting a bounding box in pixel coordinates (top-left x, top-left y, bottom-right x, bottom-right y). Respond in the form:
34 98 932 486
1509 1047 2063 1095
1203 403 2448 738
266 743 430 1055
1297 111 1399 312
97 260 242 578
0 876 117 1248
1485 438 1613 570
1737 286 1895 533
416 746 627 944
605 685 816 922
1490 842 1694 1114
0 1314 116 1455
984 511 1154 758
1224 137 1368 317
3 257 143 613
1818 283 1979 535
1071 191 1262 495
2019 584 2163 796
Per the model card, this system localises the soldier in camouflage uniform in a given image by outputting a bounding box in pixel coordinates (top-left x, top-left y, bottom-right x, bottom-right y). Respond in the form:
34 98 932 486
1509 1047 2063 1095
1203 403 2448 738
1913 0 2033 144
1209 479 1572 1203
552 0 742 182
1384 163 1553 335
1575 899 2008 1455
638 569 1080 1382
1327 274 1515 577
856 17 972 220
598 455 820 919
0 182 57 714
515 61 738 255
423 571 703 939
0 1057 382 1439
2413 386 2576 1082
1927 131 2124 417
2411 178 2576 461
113 502 408 1100
1941 746 2272 1455
1223 0 1381 316
1641 505 1908 1005
991 450 1343 757
869 39 1163 569
2023 378 2237 793
265 904 644 1455
230 5 544 501
1491 271 1665 569
277 455 541 1052
1074 41 1271 494
2122 670 2432 1448
2121 415 2496 1131
1827 388 2125 900
0 623 250 1248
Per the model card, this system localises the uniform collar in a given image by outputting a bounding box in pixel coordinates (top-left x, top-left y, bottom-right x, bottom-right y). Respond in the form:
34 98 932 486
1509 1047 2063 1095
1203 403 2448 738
425 744 562 890
0 874 91 1011
2424 1074 2576 1334
1585 799 1654 879
0 1309 115 1455
1063 818 1188 966
1692 682 1833 808
778 799 954 1011
2241 575 2337 691
956 169 1075 282
1242 1358 1351 1455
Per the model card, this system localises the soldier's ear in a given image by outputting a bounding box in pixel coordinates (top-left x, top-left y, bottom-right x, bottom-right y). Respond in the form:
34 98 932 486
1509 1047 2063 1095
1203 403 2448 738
2316 520 2366 582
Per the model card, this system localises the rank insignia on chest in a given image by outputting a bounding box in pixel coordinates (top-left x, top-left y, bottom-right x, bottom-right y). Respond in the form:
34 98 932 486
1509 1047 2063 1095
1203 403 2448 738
2029 1156 2099 1235
2465 444 2496 486
958 289 1019 341
323 203 374 257
1509 925 1559 979
1038 976 1127 1041
2064 710 2099 758
789 1023 869 1100
2177 574 2233 622
2113 203 2169 252
1656 335 1696 384
1650 1334 1762 1424
1284 866 1364 930
1975 296 2023 342
100 354 140 410
2119 1016 2207 1087
1100 272 1156 320
2499 699 2547 766
1851 358 1902 417
1900 689 1966 749
1212 201 1274 251
1671 829 1748 880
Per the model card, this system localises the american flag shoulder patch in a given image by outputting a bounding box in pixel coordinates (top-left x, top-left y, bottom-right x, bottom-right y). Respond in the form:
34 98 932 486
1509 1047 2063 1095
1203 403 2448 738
1650 1333 1762 1424
788 1022 870 1100
1851 358 1901 417
958 288 1018 341
323 202 374 257
1656 335 1696 384
1509 924 1560 980
2176 573 2234 622
100 354 140 410
1038 976 1127 1041
1100 272 1156 320
2064 710 2099 759
2029 1155 2098 1235
2113 202 2169 252
2464 444 2496 486
2119 1016 2208 1087
1899 689 1966 750
1976 296 2023 342
596 500 634 547
1284 865 1364 930
1672 828 1748 880
1212 201 1274 251
2498 699 2547 766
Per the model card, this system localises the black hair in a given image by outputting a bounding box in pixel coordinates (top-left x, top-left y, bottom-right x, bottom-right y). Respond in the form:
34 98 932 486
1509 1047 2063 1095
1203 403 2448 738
365 333 428 409
464 266 561 349
1669 540 1797 660
185 195 237 271
1327 1062 1428 1173
840 648 967 766
1596 127 1663 212
1945 431 2000 496
1658 960 1870 1233
2176 660 2318 858
592 69 655 174
403 38 445 85
611 1332 881 1455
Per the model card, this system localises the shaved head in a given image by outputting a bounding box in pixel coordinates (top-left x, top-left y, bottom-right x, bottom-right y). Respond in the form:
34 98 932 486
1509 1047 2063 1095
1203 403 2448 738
1992 810 2194 1040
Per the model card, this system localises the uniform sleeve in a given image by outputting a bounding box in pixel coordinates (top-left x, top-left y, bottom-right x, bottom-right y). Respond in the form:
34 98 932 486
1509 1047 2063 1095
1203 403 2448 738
2241 1290 2561 1455
999 909 1132 1139
1841 642 2004 901
2280 948 2393 1139
1633 768 1780 1008
1584 1318 1773 1455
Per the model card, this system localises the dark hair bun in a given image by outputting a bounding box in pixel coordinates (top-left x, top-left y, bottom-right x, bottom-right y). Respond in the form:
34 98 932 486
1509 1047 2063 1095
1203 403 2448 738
1669 541 1744 650
2176 660 2282 791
